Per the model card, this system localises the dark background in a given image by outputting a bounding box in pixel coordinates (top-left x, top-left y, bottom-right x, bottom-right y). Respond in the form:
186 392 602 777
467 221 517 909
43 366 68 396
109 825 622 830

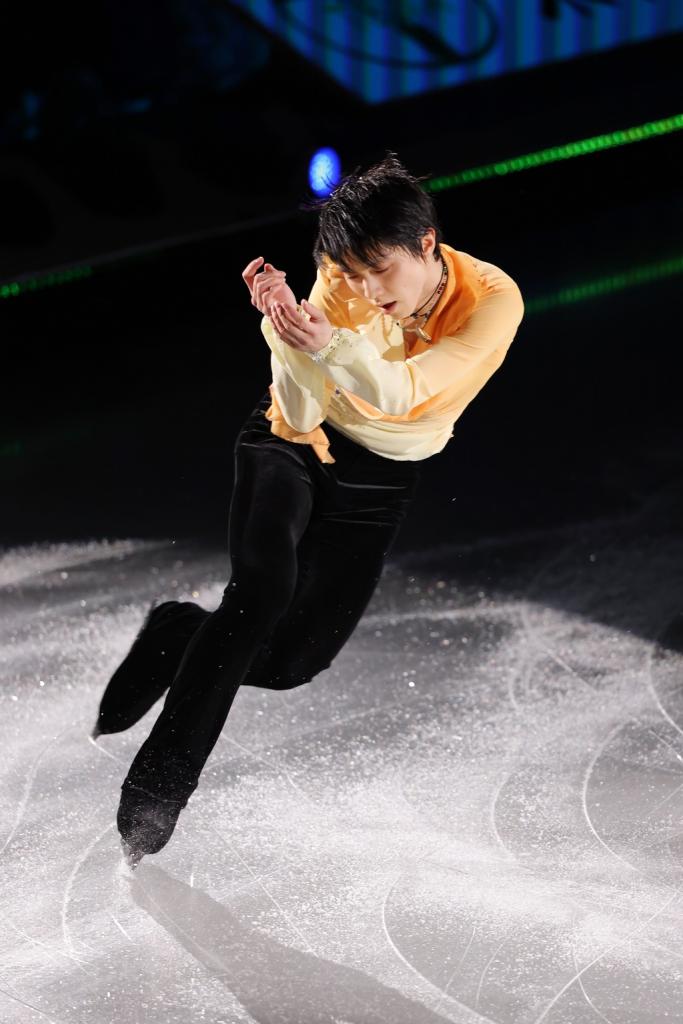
1 7 681 552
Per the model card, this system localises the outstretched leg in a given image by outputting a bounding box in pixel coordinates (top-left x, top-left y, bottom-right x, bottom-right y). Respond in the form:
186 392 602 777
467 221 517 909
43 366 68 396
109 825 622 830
92 600 210 737
117 438 315 859
111 444 419 701
97 448 419 734
116 413 421 864
95 486 406 746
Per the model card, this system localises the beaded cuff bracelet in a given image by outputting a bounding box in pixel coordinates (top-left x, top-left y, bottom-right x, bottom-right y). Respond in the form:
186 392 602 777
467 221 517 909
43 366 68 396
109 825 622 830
308 326 347 364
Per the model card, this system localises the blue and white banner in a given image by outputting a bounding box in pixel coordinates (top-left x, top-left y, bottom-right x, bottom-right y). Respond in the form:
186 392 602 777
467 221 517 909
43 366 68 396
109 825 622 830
229 1 683 103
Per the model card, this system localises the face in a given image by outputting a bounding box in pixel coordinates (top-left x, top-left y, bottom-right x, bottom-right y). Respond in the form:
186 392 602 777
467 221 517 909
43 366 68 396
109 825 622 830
339 228 441 321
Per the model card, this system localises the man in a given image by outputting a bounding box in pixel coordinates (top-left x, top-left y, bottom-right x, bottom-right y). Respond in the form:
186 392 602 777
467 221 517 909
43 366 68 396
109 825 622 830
94 152 524 867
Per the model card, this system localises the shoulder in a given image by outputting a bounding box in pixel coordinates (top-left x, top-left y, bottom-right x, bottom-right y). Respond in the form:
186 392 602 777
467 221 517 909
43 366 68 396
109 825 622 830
455 247 523 298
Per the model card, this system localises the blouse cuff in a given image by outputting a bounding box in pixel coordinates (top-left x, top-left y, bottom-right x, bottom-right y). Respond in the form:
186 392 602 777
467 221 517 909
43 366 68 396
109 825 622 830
308 327 352 364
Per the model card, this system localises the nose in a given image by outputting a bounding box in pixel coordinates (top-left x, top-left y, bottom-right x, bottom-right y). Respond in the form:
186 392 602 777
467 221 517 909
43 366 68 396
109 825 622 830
361 279 382 304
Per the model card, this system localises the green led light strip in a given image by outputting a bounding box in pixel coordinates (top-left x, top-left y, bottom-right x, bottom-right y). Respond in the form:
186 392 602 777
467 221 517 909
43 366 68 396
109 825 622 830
524 253 683 315
0 111 680 301
424 113 683 192
1 265 93 299
1 254 681 457
0 247 680 329
1 250 680 465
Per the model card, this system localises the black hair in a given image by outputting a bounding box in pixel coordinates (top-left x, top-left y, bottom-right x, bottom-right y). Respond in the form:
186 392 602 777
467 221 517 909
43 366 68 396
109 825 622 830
300 151 443 274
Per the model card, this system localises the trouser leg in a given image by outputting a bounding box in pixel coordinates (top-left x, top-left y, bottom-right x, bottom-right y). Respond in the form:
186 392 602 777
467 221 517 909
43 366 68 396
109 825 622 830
116 402 422 859
102 488 407 716
113 434 420 701
237 481 415 690
121 437 315 798
93 601 210 736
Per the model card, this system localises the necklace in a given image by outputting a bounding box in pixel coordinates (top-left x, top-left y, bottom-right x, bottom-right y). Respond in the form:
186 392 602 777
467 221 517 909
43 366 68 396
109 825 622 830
395 254 448 343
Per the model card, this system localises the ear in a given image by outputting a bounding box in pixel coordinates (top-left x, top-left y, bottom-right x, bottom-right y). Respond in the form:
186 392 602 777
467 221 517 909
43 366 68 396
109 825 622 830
421 227 436 259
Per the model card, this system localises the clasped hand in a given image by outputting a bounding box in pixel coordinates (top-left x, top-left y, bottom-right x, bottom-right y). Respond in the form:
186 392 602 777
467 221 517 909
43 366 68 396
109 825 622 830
242 256 333 354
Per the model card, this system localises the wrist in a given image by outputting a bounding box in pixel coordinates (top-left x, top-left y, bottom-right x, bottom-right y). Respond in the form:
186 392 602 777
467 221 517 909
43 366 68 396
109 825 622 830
309 326 345 363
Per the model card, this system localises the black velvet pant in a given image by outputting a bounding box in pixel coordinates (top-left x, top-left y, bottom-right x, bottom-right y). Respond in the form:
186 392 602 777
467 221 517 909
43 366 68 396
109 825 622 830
122 388 422 801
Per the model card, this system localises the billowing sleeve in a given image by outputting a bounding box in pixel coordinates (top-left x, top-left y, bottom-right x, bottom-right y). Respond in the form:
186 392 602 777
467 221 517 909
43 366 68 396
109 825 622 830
306 262 525 416
260 310 330 432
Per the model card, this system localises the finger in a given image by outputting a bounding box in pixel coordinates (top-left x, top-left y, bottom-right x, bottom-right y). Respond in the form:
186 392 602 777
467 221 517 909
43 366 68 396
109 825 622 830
253 277 277 301
277 302 307 326
243 259 285 301
242 256 264 291
275 300 297 318
242 257 263 274
256 272 286 294
273 304 311 345
252 272 286 307
272 302 294 326
271 306 289 339
270 304 284 325
272 304 294 334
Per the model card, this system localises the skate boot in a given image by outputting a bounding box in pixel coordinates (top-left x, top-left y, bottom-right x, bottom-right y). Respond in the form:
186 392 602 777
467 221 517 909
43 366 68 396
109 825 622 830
92 600 207 738
117 751 199 867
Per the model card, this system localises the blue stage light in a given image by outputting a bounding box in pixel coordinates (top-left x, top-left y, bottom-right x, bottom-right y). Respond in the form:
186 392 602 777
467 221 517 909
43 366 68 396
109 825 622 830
309 148 341 196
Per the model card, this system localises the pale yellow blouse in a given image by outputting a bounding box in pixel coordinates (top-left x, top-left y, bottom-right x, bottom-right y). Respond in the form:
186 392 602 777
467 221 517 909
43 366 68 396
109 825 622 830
259 243 524 463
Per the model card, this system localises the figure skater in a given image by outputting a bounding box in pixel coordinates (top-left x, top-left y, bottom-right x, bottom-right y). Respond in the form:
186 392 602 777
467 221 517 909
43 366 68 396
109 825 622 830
92 152 525 867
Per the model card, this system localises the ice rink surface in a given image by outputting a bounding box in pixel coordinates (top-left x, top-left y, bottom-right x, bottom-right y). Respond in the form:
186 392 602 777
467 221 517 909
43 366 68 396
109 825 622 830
1 481 682 1024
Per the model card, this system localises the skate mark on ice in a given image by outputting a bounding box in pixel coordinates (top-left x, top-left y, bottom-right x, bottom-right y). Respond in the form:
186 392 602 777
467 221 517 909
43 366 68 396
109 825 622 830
61 821 114 959
644 727 683 776
87 733 126 765
380 856 494 1022
473 928 516 1013
108 912 135 944
127 870 241 985
531 886 682 1024
206 822 315 954
569 916 618 1024
514 529 607 708
208 821 393 1024
0 978 62 1024
488 768 526 865
430 923 477 1015
581 720 642 875
0 724 74 858
5 912 93 973
221 734 312 805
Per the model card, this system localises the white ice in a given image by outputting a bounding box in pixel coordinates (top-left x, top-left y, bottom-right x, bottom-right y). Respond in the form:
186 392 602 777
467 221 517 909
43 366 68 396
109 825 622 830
1 485 682 1024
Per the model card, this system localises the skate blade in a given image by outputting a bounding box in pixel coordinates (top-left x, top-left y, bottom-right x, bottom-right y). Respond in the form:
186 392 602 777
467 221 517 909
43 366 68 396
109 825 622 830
121 840 144 870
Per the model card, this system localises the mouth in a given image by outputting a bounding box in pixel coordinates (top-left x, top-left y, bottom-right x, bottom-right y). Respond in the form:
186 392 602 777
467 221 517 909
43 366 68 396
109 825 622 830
380 301 397 313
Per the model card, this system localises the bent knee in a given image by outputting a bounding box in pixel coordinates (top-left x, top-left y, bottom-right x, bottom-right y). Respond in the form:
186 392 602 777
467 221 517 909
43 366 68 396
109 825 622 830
221 567 296 621
259 657 333 691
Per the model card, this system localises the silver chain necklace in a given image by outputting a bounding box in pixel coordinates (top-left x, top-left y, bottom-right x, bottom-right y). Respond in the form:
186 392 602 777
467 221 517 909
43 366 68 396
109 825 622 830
395 254 448 343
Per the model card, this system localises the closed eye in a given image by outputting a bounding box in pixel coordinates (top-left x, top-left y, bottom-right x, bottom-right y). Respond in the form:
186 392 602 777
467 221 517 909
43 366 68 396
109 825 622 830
346 267 388 280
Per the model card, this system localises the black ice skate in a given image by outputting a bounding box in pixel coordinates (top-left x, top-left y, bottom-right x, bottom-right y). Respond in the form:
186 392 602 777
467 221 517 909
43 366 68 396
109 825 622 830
117 778 195 867
117 745 200 865
92 600 205 738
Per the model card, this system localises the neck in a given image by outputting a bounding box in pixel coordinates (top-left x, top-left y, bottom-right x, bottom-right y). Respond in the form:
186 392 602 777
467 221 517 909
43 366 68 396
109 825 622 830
399 254 444 329
415 254 444 313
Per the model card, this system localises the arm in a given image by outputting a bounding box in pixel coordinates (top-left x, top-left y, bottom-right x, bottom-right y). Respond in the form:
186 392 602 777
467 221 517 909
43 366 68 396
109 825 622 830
242 255 331 432
261 310 330 432
305 262 525 416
